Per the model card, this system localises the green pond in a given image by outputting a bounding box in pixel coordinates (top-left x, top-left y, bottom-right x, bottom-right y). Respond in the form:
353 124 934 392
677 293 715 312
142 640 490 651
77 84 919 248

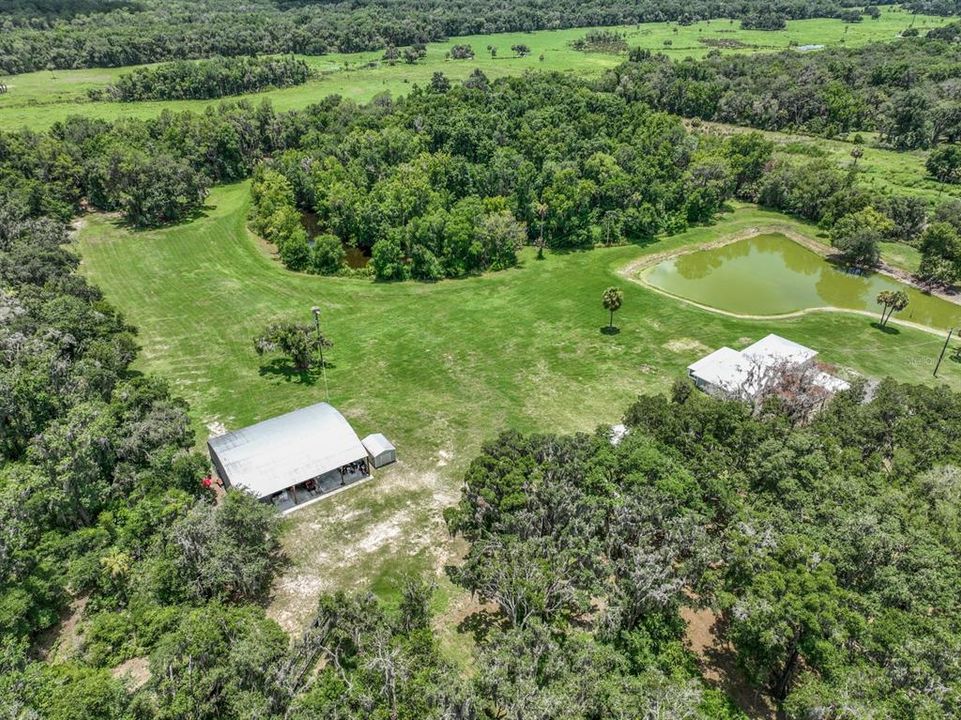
643 233 961 330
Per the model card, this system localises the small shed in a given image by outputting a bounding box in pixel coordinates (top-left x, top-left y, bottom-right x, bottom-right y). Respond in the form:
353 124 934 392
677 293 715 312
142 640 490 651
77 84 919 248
362 433 396 468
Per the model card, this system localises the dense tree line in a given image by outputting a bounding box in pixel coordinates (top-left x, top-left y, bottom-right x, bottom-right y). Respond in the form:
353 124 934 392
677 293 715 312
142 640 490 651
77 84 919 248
0 100 302 226
446 380 961 716
0 0 136 27
0 0 918 75
251 73 774 279
1 62 955 274
0 200 287 717
89 56 312 102
247 71 961 281
0 64 950 269
606 25 961 148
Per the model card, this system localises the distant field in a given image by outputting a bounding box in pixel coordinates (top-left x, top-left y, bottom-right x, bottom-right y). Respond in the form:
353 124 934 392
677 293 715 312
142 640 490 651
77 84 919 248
75 183 961 631
688 119 961 210
0 6 949 131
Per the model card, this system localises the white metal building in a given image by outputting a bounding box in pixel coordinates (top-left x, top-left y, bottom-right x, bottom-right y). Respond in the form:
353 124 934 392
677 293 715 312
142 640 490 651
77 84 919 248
687 346 752 398
687 334 849 400
208 402 371 513
742 334 817 370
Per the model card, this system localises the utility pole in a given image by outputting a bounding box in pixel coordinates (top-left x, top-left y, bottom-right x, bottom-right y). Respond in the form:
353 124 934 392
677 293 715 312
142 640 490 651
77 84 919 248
312 306 330 402
934 327 954 378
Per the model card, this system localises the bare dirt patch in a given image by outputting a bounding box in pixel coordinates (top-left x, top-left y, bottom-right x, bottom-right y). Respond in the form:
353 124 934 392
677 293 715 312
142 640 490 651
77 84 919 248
682 606 776 720
33 594 88 662
437 449 453 467
206 419 228 437
267 459 461 635
355 511 410 553
663 338 711 355
111 656 151 690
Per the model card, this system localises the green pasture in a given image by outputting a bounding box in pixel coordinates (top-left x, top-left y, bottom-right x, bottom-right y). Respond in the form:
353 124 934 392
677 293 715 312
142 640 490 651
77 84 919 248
690 119 961 207
0 6 947 131
75 182 961 631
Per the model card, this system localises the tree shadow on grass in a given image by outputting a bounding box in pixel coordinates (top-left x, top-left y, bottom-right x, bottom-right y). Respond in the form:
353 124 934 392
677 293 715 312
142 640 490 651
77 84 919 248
457 607 508 644
870 322 901 335
110 203 215 233
258 357 335 385
600 325 621 335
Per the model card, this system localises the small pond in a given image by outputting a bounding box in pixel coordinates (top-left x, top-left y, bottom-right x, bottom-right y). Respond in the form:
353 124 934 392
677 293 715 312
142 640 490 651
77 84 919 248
301 211 370 269
643 233 961 330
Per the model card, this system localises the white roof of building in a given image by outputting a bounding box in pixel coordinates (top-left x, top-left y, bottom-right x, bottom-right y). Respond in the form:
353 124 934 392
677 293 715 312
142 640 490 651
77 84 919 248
687 335 830 399
687 346 752 395
362 433 395 457
742 334 818 369
208 402 367 498
813 370 851 394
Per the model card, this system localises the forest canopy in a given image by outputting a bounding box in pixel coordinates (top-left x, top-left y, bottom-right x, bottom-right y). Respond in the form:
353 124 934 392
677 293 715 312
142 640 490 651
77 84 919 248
443 380 961 717
249 73 774 279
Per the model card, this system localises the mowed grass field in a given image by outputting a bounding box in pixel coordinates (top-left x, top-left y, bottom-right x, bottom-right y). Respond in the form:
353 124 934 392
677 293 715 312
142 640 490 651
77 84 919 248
75 182 961 633
0 5 948 131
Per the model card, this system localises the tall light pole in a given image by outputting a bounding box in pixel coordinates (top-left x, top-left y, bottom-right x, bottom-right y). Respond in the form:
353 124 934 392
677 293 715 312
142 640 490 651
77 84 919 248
934 327 954 378
312 306 330 402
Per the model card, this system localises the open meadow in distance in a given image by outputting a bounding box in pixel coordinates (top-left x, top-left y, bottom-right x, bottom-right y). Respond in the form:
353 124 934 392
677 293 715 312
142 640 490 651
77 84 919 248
689 119 961 211
0 5 949 131
75 181 961 634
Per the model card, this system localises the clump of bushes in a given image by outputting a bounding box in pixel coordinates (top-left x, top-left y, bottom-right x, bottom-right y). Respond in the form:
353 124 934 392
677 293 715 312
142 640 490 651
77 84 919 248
448 44 474 60
571 30 628 53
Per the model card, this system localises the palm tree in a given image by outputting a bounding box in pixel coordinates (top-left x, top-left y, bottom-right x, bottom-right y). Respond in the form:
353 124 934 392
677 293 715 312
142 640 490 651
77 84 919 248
876 289 909 327
533 201 548 259
602 287 623 329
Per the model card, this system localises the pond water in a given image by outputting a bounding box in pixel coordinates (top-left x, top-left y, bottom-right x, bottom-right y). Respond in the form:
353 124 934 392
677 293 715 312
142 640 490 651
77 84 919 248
643 233 961 330
300 211 370 269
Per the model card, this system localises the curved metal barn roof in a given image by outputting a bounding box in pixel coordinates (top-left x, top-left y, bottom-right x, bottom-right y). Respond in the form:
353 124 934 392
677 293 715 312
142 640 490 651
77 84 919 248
208 402 367 498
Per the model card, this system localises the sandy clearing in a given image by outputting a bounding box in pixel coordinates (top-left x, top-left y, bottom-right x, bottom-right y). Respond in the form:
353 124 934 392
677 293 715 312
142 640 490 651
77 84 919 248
111 656 151 690
681 605 776 720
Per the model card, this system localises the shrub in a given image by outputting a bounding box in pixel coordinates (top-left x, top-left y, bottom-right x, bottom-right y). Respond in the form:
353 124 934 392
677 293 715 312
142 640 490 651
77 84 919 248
370 234 409 281
449 44 474 60
310 234 346 275
410 245 444 281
